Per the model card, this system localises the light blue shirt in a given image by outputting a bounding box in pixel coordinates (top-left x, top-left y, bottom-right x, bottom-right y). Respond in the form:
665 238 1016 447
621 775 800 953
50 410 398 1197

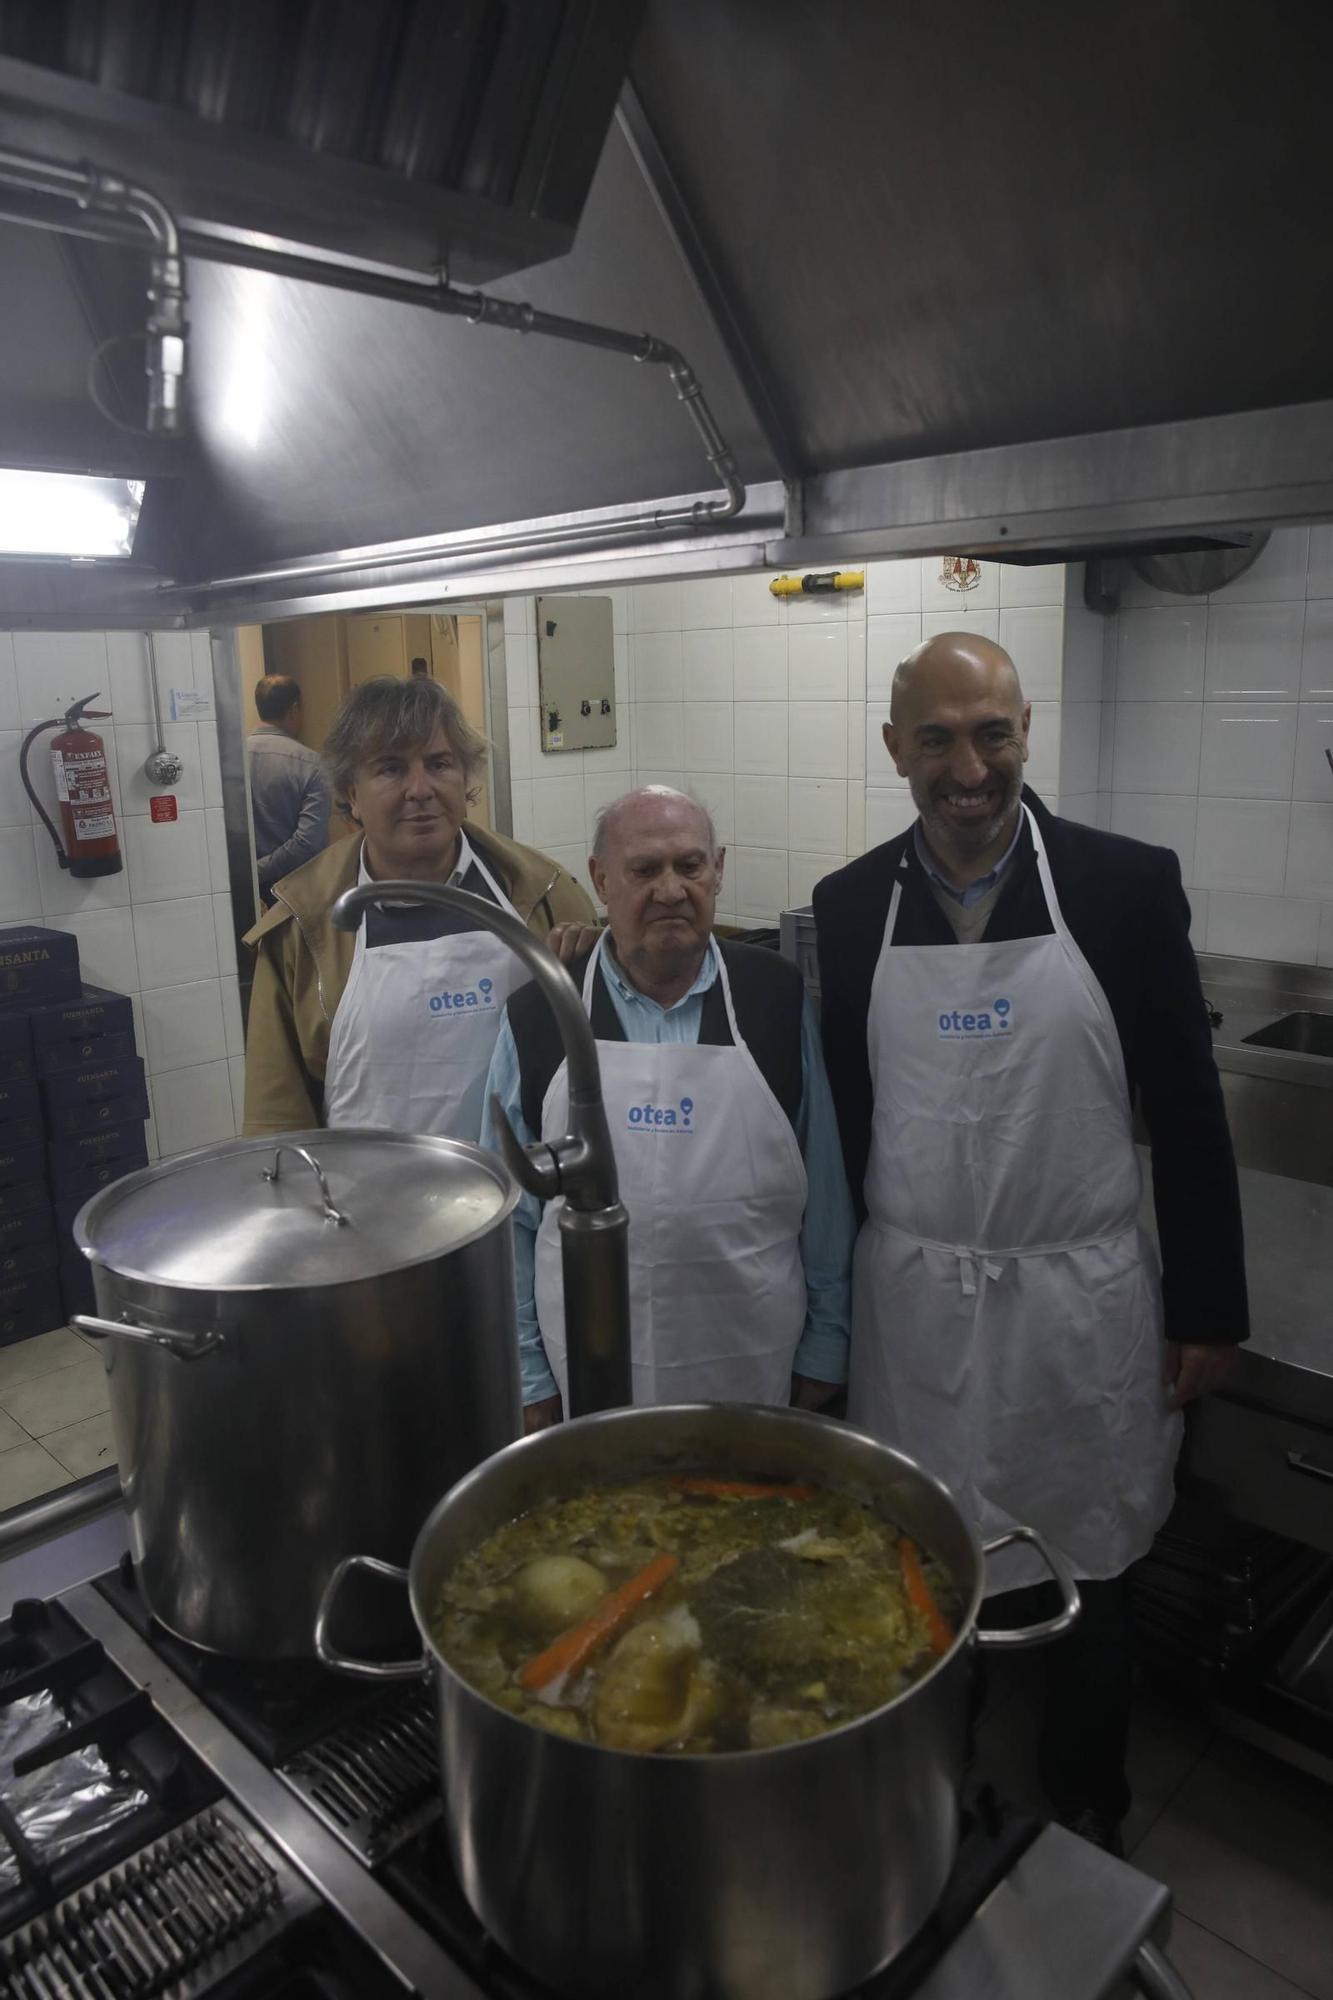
914 812 1023 909
481 937 855 1405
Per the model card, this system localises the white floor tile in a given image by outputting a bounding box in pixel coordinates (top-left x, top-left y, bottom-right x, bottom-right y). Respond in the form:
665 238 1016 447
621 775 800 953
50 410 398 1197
0 1356 109 1436
43 1408 118 1477
0 1438 73 1506
0 1326 94 1394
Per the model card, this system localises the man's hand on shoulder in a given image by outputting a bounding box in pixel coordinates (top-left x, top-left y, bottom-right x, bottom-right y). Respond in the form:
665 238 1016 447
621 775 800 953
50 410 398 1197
1164 1341 1238 1411
545 923 601 965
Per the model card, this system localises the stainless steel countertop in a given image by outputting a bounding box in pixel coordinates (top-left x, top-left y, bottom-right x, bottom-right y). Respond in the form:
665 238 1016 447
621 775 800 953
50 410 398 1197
1200 955 1333 1091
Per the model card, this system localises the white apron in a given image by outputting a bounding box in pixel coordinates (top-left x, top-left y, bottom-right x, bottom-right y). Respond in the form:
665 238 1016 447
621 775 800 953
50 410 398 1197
851 805 1180 1592
535 937 809 1410
324 840 522 1142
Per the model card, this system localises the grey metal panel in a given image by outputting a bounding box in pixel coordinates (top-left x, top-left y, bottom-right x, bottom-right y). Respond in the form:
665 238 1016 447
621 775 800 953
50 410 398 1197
631 0 1333 470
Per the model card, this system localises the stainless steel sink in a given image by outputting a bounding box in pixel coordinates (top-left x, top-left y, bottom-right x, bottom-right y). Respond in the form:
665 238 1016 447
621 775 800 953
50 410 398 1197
1242 1011 1333 1057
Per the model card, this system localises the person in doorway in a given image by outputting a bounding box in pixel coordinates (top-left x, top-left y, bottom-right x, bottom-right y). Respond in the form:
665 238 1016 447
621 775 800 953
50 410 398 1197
812 631 1247 1855
248 674 333 900
242 675 595 1140
482 786 855 1430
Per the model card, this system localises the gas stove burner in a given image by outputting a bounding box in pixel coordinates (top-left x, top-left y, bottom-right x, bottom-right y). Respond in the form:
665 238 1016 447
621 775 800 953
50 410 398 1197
278 1681 440 1864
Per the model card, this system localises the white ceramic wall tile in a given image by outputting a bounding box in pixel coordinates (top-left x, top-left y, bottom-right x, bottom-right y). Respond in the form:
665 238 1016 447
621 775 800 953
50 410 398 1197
1058 795 1100 826
1301 599 1333 698
781 586 847 624
636 770 684 795
1060 593 1105 706
921 559 999 613
1198 704 1298 799
212 893 238 980
998 563 1065 607
677 576 733 629
683 702 733 775
147 632 193 697
1205 892 1321 963
228 1056 246 1133
630 631 682 701
788 852 843 907
581 770 627 828
634 702 684 770
688 775 734 848
132 896 219 990
1115 606 1208 702
845 787 866 856
865 559 921 615
787 780 847 854
104 632 153 725
189 632 217 710
530 776 587 848
1108 795 1198 880
1193 798 1291 894
46 907 140 993
606 588 628 634
139 979 227 1073
865 790 919 848
507 634 537 709
787 625 848 701
220 976 245 1059
203 803 229 892
151 1060 236 1155
197 721 223 809
734 776 790 850
613 635 629 706
1308 526 1333 601
847 620 867 702
1285 803 1333 899
1098 705 1116 791
507 707 532 780
630 582 682 633
864 705 910 788
0 633 18 730
994 605 1062 700
1185 888 1207 942
866 614 923 697
31 822 131 916
732 627 787 700
1058 704 1101 798
0 826 40 922
1293 703 1333 800
509 779 534 845
543 843 591 884
122 811 211 903
114 723 204 814
734 703 788 775
142 1070 160 1160
682 629 733 702
1024 703 1061 788
502 597 531 636
1111 702 1202 794
732 848 788 919
1320 901 1333 968
1207 527 1309 603
788 703 849 780
1204 602 1305 701
729 573 781 627
0 732 31 824
920 609 1000 643
581 734 630 775
13 631 109 720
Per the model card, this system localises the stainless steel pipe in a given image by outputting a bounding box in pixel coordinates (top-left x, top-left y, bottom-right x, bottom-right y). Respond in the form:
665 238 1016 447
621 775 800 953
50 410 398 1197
330 881 632 1417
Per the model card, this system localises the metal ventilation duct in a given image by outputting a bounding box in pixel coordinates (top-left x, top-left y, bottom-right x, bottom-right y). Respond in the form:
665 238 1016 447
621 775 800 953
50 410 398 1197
0 0 644 282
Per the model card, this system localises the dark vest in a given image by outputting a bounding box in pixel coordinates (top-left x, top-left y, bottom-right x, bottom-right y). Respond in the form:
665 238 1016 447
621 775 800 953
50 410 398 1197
509 939 806 1139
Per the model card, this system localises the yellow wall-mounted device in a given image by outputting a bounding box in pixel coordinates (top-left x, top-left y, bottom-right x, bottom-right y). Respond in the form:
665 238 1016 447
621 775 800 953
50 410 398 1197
769 570 865 598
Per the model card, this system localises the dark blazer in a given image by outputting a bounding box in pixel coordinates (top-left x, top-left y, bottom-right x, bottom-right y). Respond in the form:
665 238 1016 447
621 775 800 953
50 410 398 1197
812 788 1248 1347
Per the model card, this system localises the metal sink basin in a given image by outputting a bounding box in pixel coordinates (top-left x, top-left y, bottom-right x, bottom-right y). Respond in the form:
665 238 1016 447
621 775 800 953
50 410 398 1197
1242 1011 1333 1057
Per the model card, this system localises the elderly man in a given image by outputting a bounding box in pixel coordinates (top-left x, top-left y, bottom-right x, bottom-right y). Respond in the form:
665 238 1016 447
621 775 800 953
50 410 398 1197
244 676 594 1140
482 786 854 1427
813 631 1247 1853
248 674 332 899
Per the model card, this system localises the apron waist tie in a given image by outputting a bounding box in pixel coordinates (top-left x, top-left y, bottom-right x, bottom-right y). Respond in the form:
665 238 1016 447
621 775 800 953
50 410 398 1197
874 1218 1141 1297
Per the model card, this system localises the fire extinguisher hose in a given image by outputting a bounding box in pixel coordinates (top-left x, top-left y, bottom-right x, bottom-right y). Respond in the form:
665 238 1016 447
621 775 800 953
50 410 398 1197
19 716 73 870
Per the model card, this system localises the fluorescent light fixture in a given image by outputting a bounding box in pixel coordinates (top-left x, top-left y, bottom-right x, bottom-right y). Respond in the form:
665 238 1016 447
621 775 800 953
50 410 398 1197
0 469 145 558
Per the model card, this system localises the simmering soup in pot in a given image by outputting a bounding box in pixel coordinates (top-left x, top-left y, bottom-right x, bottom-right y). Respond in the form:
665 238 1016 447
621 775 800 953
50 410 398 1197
432 1476 957 1753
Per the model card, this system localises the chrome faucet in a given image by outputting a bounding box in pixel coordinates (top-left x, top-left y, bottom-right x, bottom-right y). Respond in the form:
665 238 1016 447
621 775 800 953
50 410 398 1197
330 881 631 1417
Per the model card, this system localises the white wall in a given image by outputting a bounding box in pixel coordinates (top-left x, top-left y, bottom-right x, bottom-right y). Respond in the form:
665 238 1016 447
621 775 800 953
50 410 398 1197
1083 528 1333 966
0 629 242 1157
504 557 1067 921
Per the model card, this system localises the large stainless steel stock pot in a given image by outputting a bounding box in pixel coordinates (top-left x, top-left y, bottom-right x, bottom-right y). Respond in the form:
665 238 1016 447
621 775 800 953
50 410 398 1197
318 1402 1080 2000
73 1128 522 1658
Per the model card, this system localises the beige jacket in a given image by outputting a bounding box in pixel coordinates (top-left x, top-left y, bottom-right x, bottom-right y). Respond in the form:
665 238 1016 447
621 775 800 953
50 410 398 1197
241 827 595 1136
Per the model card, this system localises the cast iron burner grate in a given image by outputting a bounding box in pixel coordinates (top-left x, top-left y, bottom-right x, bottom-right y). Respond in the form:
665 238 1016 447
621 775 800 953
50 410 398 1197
278 1682 440 1864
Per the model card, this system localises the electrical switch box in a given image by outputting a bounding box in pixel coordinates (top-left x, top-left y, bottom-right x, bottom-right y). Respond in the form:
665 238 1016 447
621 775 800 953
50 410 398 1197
535 596 616 752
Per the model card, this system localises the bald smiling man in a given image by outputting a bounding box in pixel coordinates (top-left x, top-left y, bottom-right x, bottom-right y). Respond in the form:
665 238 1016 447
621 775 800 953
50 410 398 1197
813 631 1247 1854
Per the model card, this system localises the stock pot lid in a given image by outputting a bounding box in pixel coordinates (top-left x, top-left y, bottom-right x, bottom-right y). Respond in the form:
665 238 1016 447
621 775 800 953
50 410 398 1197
73 1128 518 1288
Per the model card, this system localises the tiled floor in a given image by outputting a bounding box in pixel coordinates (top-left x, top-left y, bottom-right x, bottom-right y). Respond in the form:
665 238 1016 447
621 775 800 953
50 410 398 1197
975 1652 1333 1998
0 1324 115 1504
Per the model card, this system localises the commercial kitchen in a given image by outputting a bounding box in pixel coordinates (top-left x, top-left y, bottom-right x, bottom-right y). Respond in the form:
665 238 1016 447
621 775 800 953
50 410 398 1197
0 5 1330 1998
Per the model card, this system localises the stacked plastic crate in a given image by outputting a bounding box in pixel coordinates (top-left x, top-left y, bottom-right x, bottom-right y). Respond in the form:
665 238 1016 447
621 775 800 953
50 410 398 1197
0 925 149 1344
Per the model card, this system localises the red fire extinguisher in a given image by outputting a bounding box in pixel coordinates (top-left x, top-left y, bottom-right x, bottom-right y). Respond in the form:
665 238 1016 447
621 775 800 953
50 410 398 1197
19 694 124 878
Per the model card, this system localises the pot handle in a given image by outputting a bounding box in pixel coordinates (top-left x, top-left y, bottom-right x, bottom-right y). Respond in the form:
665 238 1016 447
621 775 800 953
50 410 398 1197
972 1526 1082 1650
314 1554 427 1680
262 1143 350 1227
72 1312 224 1361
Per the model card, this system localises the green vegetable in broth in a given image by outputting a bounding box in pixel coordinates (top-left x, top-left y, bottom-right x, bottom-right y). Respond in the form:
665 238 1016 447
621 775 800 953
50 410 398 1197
432 1477 957 1755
